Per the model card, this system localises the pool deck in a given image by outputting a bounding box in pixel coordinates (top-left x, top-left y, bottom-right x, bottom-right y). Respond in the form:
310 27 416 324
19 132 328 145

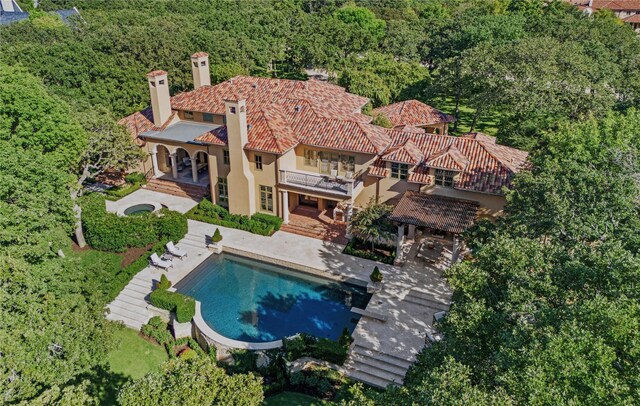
106 217 452 389
105 189 199 215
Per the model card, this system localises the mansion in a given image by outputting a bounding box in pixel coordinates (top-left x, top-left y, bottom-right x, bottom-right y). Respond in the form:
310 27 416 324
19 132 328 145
120 52 528 231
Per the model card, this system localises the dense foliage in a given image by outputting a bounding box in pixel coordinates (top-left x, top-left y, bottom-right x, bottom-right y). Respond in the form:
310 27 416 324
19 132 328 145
117 356 264 406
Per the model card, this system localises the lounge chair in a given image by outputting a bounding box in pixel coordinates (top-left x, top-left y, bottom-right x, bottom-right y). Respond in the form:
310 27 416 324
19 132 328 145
150 253 173 270
166 241 187 259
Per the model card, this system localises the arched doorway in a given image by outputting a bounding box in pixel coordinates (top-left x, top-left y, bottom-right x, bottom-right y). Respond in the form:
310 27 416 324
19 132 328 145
155 145 173 176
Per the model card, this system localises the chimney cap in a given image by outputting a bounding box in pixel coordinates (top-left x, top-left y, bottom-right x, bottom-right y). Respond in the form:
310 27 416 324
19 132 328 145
223 92 246 103
191 52 209 59
147 70 168 78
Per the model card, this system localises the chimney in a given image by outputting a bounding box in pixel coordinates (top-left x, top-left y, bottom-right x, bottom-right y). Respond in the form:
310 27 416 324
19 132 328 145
190 52 211 89
147 70 172 126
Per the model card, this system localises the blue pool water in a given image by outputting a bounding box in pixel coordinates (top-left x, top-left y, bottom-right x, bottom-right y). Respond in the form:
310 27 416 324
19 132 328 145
175 254 371 343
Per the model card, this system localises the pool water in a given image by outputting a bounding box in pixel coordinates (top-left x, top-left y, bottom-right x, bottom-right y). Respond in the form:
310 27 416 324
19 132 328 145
123 203 155 216
175 254 371 343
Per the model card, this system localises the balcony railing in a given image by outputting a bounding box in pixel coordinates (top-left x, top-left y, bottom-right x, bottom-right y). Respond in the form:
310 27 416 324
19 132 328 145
279 169 363 197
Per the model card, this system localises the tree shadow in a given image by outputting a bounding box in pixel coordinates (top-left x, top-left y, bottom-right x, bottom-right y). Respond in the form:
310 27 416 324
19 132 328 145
76 364 131 406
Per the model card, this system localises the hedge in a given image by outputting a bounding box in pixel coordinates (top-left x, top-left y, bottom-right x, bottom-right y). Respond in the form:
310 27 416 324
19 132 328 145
81 194 187 252
149 289 196 323
104 182 143 201
343 238 396 265
186 198 282 236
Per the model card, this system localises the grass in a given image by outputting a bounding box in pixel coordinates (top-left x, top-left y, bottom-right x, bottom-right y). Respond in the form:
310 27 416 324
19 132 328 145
107 327 168 380
430 96 502 136
263 392 334 406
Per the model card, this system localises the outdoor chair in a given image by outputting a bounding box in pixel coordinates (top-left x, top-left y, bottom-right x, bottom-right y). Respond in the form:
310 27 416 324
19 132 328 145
166 241 187 259
150 253 173 270
183 157 192 167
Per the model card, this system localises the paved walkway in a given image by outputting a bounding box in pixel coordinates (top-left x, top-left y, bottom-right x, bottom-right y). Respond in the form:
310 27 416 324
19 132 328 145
105 189 198 215
107 217 452 389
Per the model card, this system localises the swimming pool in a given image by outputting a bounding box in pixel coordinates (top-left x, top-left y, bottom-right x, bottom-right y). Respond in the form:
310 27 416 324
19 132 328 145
175 253 371 343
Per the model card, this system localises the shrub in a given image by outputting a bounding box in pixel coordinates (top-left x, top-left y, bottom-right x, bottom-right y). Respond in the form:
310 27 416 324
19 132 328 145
252 213 283 231
282 333 349 365
343 238 396 264
370 266 383 282
104 182 143 200
124 172 147 184
158 274 171 290
212 228 222 243
141 316 173 345
338 327 354 348
229 349 259 374
81 194 187 252
186 198 279 236
149 289 196 323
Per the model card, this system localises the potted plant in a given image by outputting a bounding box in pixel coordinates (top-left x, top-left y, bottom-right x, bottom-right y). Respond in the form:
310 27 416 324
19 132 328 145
208 228 223 253
367 266 383 293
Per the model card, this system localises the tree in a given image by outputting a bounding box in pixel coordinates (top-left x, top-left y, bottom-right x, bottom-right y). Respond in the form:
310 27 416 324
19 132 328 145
117 357 264 406
349 199 395 251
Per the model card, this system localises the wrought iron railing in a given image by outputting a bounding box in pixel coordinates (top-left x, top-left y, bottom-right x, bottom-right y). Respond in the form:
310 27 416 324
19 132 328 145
279 170 362 196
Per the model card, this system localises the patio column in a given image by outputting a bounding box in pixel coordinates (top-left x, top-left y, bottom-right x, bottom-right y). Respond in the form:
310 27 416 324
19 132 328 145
408 224 416 240
396 224 405 258
452 236 460 263
282 191 289 224
150 150 161 177
191 156 199 183
169 153 178 179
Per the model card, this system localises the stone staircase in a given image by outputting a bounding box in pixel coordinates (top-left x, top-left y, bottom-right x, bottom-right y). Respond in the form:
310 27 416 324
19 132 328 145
344 343 414 388
143 178 208 201
402 288 451 311
106 273 154 330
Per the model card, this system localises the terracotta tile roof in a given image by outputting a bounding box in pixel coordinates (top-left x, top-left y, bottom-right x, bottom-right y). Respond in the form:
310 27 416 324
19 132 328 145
588 0 640 10
382 139 424 165
368 158 389 177
191 51 209 58
147 70 167 78
196 126 227 145
389 191 479 234
372 100 455 128
244 105 298 154
387 130 528 194
424 144 469 171
393 125 426 134
623 13 640 22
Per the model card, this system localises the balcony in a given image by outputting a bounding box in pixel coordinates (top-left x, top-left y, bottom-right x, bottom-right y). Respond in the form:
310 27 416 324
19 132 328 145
279 169 363 197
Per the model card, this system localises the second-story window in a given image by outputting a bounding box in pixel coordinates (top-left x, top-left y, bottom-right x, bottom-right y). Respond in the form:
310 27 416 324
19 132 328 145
304 149 317 167
184 111 194 119
203 113 214 123
223 149 230 165
391 162 408 180
255 154 263 170
435 169 455 187
340 155 355 173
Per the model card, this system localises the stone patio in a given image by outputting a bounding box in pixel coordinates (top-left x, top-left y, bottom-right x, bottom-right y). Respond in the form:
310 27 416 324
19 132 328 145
106 203 452 389
105 188 199 215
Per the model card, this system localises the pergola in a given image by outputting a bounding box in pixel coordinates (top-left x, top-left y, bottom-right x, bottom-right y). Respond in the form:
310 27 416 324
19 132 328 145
389 191 479 261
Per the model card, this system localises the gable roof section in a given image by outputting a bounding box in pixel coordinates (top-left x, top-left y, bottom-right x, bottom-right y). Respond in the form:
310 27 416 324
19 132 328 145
387 131 528 195
382 139 424 165
372 100 455 128
424 144 470 171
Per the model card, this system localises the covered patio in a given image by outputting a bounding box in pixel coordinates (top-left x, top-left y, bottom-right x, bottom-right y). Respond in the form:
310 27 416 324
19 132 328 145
389 191 479 265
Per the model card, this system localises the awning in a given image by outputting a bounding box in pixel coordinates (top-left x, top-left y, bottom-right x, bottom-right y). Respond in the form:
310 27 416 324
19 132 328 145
389 191 479 234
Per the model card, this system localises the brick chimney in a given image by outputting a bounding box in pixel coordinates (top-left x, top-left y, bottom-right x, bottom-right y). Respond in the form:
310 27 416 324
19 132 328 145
147 70 172 127
190 52 211 89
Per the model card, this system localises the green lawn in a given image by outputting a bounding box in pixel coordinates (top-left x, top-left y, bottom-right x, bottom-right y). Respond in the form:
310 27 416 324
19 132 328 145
430 97 502 136
264 392 333 406
107 327 168 380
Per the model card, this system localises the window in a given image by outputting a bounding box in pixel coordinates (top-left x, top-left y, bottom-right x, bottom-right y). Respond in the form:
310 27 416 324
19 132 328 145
260 185 273 212
203 113 214 123
223 149 230 165
230 106 236 114
184 111 194 120
391 162 409 180
304 149 317 167
340 155 355 173
200 60 207 66
150 81 156 87
255 154 263 170
435 169 456 187
158 79 165 85
217 178 228 206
